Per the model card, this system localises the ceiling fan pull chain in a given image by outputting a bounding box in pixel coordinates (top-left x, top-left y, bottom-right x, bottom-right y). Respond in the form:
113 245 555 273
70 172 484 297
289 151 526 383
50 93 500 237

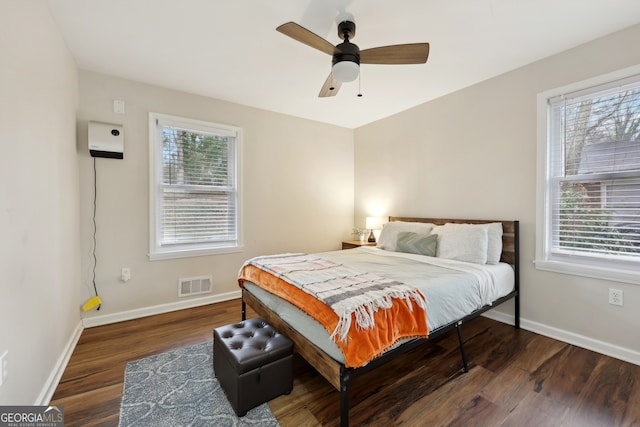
357 72 363 97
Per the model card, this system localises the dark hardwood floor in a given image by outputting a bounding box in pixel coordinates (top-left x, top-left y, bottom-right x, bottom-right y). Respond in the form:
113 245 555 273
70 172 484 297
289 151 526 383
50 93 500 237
51 300 640 426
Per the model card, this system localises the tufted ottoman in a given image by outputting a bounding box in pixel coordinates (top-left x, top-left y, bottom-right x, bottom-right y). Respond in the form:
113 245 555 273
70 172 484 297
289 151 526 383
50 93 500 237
213 317 293 417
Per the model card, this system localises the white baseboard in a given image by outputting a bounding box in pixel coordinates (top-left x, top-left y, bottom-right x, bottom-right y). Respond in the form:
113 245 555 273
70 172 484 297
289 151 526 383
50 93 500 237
482 310 640 366
37 320 84 405
82 290 242 328
481 309 516 326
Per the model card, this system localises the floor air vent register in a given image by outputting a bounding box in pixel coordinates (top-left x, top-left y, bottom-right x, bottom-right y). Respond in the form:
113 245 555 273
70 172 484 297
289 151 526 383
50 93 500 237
178 276 212 297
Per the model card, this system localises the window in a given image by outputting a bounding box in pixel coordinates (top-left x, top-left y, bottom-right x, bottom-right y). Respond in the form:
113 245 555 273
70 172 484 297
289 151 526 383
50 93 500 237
149 113 242 260
536 66 640 284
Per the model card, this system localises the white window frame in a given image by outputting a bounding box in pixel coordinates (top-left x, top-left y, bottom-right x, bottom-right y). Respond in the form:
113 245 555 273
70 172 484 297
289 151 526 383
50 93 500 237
536 64 640 285
148 112 243 260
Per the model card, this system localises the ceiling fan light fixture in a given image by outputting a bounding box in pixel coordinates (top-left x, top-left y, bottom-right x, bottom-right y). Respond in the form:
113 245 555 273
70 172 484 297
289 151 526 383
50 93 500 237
332 60 359 82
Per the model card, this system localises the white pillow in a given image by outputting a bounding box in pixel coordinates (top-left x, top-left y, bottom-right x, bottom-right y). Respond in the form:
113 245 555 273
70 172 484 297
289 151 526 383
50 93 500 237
432 223 489 264
485 222 503 265
377 221 435 251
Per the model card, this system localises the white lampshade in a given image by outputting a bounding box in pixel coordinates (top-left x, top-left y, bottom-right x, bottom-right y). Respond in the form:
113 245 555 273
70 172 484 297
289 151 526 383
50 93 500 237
365 216 382 230
332 61 359 82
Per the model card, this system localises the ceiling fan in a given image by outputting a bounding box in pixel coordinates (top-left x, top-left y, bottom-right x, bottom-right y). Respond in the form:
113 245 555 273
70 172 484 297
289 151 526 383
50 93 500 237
276 20 430 97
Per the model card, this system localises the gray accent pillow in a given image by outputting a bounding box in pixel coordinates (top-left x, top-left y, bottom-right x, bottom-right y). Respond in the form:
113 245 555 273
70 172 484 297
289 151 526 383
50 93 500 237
396 232 438 257
377 221 435 251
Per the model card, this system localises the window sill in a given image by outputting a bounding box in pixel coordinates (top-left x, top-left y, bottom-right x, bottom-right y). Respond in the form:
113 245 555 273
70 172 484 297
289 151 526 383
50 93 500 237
149 245 243 261
534 259 640 285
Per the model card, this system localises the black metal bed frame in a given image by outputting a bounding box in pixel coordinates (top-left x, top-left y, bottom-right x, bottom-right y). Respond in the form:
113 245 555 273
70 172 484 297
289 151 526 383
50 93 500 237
242 221 520 426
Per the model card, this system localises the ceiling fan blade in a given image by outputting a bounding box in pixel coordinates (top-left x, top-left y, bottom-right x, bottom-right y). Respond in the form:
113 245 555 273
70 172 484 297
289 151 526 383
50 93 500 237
319 73 341 97
276 22 336 56
360 43 430 64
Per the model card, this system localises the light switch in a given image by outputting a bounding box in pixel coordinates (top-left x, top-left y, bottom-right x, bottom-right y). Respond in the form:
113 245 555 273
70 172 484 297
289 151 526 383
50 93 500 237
113 99 125 114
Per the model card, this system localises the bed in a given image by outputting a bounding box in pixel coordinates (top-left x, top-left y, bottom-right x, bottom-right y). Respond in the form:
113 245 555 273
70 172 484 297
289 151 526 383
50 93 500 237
239 216 520 426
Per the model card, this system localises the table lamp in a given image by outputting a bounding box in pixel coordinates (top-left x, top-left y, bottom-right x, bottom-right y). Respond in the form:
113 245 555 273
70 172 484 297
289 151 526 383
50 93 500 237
365 216 382 243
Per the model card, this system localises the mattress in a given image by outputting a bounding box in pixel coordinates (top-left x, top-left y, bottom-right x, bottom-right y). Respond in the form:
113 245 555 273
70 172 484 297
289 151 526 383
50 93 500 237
242 246 515 364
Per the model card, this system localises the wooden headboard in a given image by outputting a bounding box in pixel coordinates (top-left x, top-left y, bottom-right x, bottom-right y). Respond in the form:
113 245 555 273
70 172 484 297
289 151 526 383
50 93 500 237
388 216 519 268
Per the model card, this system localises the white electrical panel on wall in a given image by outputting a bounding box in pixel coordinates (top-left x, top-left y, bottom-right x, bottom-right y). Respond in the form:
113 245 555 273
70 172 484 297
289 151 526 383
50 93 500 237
88 121 124 159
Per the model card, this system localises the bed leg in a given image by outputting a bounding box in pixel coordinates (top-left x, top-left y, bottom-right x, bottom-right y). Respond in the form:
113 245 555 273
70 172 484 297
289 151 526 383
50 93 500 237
241 299 246 321
339 367 350 427
455 321 469 373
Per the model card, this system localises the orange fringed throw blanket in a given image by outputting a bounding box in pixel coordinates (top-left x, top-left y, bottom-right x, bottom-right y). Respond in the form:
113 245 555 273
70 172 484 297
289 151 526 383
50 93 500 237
238 255 429 368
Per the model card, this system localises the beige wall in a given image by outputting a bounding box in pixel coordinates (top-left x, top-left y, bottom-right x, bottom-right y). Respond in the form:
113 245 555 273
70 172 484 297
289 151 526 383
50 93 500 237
78 71 354 322
355 24 640 361
0 1 81 404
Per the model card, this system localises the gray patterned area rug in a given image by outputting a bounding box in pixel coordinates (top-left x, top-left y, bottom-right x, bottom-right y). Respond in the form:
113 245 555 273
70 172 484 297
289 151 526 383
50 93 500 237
119 341 279 427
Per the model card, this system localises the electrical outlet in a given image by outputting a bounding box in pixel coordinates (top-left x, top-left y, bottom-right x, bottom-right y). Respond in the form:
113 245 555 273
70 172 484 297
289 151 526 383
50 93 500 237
121 267 131 282
0 351 8 387
609 288 623 306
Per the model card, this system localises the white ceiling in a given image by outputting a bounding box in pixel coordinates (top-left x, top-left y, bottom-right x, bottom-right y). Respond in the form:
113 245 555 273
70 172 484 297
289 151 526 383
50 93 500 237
47 0 640 129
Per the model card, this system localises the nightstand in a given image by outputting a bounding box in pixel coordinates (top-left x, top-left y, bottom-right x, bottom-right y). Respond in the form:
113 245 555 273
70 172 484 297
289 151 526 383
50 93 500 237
342 240 377 250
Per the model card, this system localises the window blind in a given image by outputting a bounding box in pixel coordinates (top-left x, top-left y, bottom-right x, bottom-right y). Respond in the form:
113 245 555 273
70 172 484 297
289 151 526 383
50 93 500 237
548 79 640 260
159 124 237 247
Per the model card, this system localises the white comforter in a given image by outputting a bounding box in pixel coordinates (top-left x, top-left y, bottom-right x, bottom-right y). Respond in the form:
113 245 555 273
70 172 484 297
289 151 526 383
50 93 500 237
243 246 514 363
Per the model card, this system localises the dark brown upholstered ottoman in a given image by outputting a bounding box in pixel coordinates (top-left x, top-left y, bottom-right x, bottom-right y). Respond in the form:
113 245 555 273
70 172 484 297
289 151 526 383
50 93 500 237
213 317 293 417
